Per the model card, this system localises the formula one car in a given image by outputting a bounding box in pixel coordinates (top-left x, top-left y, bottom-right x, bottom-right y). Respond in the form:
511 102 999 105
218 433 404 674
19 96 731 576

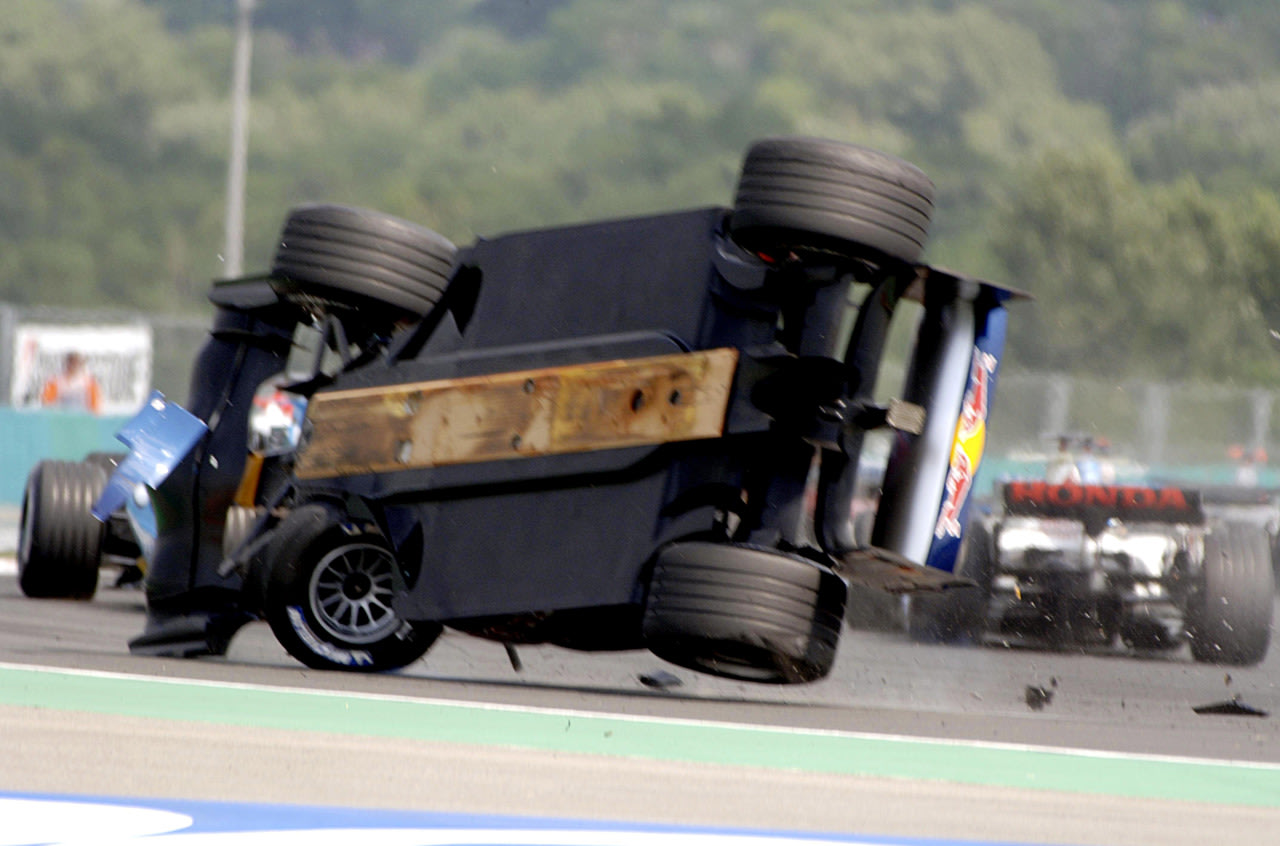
84 136 1022 683
914 479 1274 665
15 384 304 600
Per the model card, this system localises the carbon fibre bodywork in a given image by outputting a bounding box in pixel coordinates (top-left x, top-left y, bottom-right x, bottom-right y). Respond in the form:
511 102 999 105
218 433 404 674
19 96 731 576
93 139 1028 678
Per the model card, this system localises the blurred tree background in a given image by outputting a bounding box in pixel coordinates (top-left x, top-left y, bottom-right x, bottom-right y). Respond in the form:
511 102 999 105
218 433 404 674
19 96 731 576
3 0 1280 385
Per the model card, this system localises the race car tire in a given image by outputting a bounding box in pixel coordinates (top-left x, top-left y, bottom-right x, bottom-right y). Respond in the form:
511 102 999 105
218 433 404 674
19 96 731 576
641 541 847 684
17 460 108 600
222 504 266 560
271 204 457 326
83 451 127 475
1272 534 1280 588
1118 616 1182 652
729 137 935 264
1188 522 1274 666
906 520 996 644
263 502 441 672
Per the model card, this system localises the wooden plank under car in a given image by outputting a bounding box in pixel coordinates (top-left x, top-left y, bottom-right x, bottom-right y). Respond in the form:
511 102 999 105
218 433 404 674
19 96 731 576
293 347 740 479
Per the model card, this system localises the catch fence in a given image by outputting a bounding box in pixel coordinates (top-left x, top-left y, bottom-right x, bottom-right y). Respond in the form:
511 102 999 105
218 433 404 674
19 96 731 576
2 301 1277 488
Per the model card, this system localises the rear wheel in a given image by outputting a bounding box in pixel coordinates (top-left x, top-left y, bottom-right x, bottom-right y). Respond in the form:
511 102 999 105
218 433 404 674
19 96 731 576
264 503 441 672
18 460 107 599
642 542 847 683
1188 523 1274 666
730 137 935 264
223 504 266 560
271 204 457 328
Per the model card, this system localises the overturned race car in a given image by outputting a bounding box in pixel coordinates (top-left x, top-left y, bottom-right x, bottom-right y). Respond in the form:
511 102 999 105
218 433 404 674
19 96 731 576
913 479 1274 665
31 136 1025 684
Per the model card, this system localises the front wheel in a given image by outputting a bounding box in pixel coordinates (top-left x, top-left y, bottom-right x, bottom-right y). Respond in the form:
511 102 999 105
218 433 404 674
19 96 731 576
270 204 457 328
1188 523 1274 666
263 504 441 672
18 460 107 599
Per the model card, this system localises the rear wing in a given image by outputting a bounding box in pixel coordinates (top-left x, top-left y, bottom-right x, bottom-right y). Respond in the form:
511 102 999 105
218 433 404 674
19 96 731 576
1002 481 1205 526
1197 485 1280 507
871 267 1027 578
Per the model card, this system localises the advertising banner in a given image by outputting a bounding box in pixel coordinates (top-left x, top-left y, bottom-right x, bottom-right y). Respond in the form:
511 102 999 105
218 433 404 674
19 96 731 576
10 323 153 416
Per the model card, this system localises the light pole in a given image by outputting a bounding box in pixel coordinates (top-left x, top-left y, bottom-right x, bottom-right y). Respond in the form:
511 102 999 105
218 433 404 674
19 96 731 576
222 0 254 279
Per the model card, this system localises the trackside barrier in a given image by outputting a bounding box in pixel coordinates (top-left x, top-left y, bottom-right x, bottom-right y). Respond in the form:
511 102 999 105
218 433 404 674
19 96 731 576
0 408 130 503
1 407 1271 508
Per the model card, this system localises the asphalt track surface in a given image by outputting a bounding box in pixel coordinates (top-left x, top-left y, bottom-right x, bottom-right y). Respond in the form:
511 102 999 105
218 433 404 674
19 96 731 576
2 558 1279 845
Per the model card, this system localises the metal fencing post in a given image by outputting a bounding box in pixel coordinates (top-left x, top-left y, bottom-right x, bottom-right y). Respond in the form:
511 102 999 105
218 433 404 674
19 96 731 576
0 304 15 406
1141 382 1170 465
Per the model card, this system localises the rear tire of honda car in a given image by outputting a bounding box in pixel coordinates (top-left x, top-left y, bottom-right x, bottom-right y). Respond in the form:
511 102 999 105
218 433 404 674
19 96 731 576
907 520 996 644
1188 522 1274 666
642 542 847 684
729 137 935 265
271 204 458 327
17 460 108 600
263 503 441 672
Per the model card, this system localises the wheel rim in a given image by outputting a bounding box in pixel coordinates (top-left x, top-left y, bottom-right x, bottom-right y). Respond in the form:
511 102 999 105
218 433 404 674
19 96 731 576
307 542 401 645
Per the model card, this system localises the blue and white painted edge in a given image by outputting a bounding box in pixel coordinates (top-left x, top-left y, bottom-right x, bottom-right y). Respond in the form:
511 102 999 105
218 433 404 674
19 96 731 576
0 793 1021 846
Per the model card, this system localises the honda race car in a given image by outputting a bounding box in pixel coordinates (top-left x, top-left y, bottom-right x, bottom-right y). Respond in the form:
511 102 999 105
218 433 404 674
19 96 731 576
33 137 1025 684
913 479 1274 665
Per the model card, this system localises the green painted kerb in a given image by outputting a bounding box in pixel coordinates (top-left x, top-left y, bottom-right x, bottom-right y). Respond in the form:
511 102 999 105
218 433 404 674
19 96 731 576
4 665 1279 808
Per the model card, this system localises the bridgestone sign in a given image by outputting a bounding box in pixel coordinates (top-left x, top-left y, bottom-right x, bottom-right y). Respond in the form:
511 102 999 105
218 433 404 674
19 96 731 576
10 323 153 416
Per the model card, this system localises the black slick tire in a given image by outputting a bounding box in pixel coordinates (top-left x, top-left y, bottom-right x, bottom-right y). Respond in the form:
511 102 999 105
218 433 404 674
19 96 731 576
730 137 935 264
642 541 847 684
271 204 457 325
263 503 441 672
83 451 127 475
18 460 108 599
223 504 266 560
1188 522 1274 666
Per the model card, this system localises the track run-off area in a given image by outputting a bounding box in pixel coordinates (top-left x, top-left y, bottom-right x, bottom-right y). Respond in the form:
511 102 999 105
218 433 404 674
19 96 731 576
3 561 1280 845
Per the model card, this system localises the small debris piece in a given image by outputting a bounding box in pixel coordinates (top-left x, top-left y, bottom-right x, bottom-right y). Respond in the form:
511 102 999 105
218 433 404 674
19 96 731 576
638 670 683 689
1025 684 1054 710
503 642 523 672
1193 696 1268 718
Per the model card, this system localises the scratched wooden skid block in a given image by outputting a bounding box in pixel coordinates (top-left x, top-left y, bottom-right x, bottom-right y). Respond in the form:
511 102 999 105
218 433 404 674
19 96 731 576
294 348 740 479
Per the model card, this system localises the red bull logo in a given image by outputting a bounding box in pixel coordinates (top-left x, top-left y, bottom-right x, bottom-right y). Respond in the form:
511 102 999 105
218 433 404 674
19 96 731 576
934 349 996 539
